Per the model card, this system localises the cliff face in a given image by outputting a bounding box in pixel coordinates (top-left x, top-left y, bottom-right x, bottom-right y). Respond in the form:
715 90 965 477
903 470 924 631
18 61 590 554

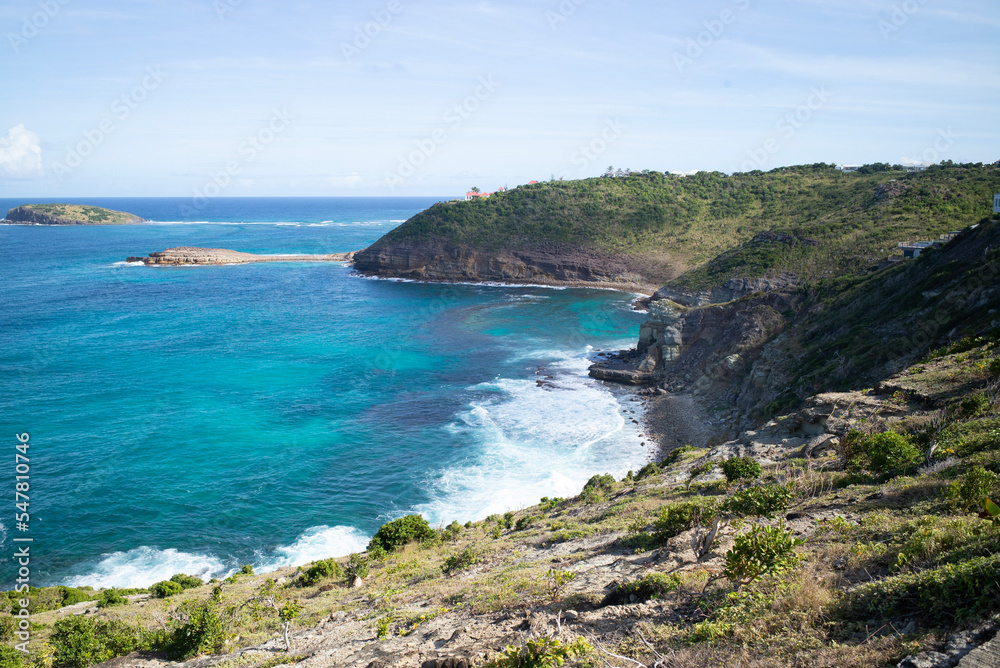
5 204 145 225
593 219 1000 428
353 240 656 291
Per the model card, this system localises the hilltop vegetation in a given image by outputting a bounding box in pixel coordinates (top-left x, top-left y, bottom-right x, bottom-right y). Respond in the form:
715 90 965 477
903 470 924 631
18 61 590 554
360 162 1000 289
5 204 144 225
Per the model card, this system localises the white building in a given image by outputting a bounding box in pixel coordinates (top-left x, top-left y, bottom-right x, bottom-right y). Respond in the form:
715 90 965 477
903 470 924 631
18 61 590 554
994 192 1000 214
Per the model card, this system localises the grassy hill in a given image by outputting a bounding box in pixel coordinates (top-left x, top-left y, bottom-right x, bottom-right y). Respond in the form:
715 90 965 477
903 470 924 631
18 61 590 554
363 162 1000 289
5 204 144 225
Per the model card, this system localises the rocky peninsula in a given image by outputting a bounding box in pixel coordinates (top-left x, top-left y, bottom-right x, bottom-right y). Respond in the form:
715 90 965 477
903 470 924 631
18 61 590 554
127 247 356 265
5 204 145 225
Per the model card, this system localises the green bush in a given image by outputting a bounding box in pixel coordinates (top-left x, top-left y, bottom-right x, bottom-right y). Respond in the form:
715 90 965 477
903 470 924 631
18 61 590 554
297 558 343 587
443 520 462 541
149 580 184 598
344 553 369 582
651 499 718 542
483 636 592 668
988 357 1000 377
602 573 682 606
721 456 762 484
634 461 660 480
169 574 203 590
580 474 615 503
97 588 127 609
240 564 255 575
725 484 793 518
0 614 15 643
848 552 1000 624
946 466 999 513
514 515 536 531
443 547 480 574
163 604 225 660
724 522 802 589
955 393 992 419
857 431 921 476
367 514 435 553
0 644 23 668
50 616 152 668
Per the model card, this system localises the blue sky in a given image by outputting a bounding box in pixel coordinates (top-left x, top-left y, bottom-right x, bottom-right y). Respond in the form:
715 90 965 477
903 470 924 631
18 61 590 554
0 0 997 197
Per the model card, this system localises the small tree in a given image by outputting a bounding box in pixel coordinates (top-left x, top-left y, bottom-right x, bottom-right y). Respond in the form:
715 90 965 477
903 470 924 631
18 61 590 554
248 580 301 652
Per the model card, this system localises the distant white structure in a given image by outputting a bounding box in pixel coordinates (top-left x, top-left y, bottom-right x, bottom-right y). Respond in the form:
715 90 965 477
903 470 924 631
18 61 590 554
994 192 1000 214
839 165 860 173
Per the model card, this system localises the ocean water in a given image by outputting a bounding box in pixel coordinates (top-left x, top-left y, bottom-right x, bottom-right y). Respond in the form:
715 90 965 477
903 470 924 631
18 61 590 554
0 198 649 588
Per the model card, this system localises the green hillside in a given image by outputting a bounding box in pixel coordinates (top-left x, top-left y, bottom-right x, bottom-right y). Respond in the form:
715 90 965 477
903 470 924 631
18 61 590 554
370 162 1000 288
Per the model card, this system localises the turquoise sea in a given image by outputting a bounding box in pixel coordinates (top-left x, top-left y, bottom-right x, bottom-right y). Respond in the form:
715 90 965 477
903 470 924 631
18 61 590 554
0 197 649 588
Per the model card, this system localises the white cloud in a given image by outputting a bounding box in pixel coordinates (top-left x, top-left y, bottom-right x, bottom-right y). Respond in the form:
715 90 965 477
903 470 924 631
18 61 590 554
329 172 362 189
0 124 44 179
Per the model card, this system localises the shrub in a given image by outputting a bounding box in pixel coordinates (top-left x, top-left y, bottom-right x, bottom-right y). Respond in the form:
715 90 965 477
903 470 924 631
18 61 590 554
858 431 921 476
149 580 184 598
601 572 682 606
661 445 696 467
634 461 660 481
50 617 150 668
988 357 1000 377
946 465 999 513
955 393 992 419
721 456 761 484
0 615 15 643
580 474 615 503
725 484 793 519
724 522 802 589
483 636 592 668
443 520 462 541
97 588 127 609
514 515 536 531
367 514 435 553
297 558 343 587
0 645 23 668
443 547 480 574
240 564 254 575
169 573 203 590
502 512 515 529
344 553 369 583
163 604 225 660
847 553 1000 624
651 498 718 542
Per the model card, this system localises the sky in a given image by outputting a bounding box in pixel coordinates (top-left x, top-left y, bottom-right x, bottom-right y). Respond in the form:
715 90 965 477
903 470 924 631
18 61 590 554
0 0 997 197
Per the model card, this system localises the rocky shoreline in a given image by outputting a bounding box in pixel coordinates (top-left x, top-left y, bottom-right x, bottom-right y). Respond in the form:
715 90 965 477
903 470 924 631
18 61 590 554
352 240 661 295
127 247 356 266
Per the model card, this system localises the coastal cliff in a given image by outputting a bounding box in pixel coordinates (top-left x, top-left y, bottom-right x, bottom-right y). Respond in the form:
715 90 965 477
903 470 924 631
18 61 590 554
353 240 654 291
5 204 145 225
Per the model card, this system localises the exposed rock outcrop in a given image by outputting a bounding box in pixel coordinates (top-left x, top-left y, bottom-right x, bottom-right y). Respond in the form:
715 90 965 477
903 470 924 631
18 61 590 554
127 247 356 266
352 241 659 292
653 271 800 307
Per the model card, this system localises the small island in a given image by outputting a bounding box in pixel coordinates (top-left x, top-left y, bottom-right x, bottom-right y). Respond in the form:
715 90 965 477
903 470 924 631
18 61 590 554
4 204 146 225
126 246 356 265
